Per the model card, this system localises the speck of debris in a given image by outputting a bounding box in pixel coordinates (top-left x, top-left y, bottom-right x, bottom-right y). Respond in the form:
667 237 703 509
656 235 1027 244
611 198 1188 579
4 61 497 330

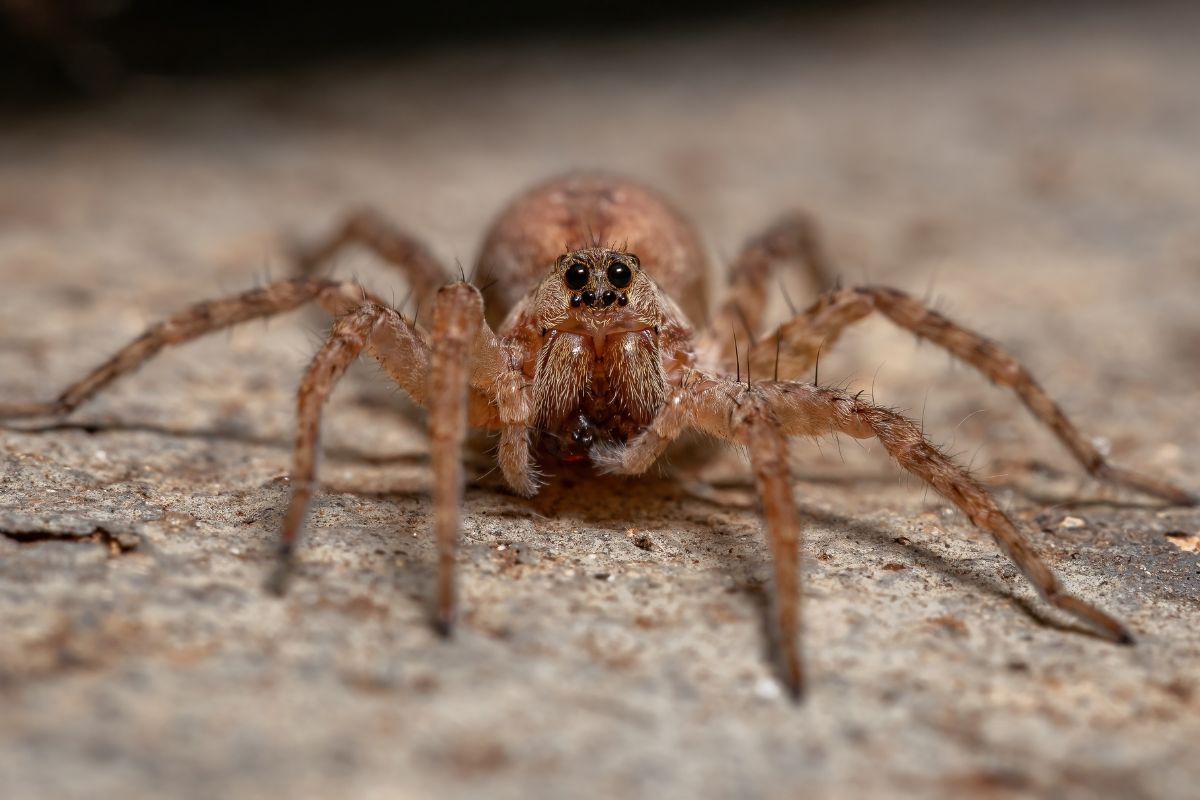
1060 516 1086 529
882 562 906 572
928 615 969 637
753 677 783 701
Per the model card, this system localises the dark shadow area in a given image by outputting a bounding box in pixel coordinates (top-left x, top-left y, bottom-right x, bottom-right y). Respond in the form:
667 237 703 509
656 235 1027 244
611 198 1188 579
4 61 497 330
5 1 1178 106
803 506 1107 640
0 0 840 104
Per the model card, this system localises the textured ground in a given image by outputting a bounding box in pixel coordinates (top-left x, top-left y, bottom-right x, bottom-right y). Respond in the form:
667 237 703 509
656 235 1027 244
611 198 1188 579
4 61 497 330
2 5 1200 799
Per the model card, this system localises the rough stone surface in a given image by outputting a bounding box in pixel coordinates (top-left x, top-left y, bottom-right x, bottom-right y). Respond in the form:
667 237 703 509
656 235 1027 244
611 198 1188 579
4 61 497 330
2 6 1199 799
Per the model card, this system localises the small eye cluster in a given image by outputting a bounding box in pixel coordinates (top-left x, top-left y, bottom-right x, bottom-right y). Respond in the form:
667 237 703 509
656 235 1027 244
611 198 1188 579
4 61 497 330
563 259 634 309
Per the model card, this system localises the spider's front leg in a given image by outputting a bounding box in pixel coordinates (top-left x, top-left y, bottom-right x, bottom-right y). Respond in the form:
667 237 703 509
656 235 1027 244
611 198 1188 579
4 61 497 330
268 282 532 636
597 371 1132 699
593 376 808 697
761 379 1133 644
264 295 431 593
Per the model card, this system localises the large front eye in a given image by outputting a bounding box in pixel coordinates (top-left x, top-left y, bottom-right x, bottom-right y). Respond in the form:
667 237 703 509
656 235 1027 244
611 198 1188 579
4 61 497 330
606 261 632 288
564 262 589 291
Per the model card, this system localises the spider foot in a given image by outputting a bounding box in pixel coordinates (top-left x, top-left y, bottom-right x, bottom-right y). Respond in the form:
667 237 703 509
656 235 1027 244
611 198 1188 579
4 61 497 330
264 542 295 596
0 400 68 420
1093 463 1198 507
433 608 456 638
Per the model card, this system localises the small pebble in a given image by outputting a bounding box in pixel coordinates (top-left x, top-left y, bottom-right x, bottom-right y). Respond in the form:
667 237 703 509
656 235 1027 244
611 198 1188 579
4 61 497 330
754 677 783 701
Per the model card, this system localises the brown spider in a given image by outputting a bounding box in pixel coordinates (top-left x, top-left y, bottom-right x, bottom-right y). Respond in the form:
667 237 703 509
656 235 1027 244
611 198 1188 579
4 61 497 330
1 173 1194 699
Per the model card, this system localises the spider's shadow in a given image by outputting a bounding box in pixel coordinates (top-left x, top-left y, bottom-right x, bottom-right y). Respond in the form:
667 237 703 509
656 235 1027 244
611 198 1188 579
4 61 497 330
675 482 1110 646
471 467 1111 691
805 506 1100 637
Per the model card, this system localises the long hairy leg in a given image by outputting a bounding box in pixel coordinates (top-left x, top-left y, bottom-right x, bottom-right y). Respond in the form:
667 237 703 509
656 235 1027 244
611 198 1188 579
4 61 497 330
0 277 388 420
747 286 1196 505
758 379 1133 643
735 396 806 698
701 212 835 363
259 282 529 616
266 305 380 593
291 207 449 312
594 373 806 695
0 267 538 627
603 372 1132 697
427 284 483 634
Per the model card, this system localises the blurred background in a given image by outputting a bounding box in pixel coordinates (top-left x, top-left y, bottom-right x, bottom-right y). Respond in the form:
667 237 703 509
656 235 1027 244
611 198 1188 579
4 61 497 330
4 0 808 100
2 2 1199 799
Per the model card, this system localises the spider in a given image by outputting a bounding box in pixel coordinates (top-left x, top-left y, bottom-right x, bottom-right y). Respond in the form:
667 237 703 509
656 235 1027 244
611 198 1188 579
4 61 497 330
1 173 1193 699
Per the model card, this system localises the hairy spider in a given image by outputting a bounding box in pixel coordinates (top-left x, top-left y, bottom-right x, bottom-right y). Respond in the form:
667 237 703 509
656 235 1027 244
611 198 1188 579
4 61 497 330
1 173 1193 699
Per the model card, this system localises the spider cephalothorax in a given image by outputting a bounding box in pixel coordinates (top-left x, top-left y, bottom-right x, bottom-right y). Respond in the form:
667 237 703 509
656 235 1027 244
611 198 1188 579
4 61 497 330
2 172 1193 699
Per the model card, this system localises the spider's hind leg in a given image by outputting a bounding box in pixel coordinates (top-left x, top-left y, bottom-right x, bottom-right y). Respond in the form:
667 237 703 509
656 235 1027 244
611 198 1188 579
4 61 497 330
290 207 449 318
701 211 836 363
747 286 1196 506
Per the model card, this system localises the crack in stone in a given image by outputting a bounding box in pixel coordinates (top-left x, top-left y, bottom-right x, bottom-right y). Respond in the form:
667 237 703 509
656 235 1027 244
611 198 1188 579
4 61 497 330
0 526 139 556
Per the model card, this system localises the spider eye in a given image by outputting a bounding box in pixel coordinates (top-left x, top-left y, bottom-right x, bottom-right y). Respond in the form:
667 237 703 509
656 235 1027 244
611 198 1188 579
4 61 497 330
606 261 632 288
564 262 589 291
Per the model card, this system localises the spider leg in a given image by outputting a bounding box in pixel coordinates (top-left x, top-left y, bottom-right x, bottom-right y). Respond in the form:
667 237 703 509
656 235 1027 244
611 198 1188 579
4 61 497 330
737 394 805 698
747 286 1196 506
0 269 535 622
266 304 382 593
311 280 534 630
293 207 538 493
600 371 1132 696
426 284 482 633
595 376 805 696
760 379 1133 643
701 211 835 362
291 207 449 315
0 278 389 420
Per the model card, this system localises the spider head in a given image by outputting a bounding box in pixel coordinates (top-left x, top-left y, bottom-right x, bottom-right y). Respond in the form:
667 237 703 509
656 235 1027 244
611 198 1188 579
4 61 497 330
558 249 638 309
533 247 661 340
